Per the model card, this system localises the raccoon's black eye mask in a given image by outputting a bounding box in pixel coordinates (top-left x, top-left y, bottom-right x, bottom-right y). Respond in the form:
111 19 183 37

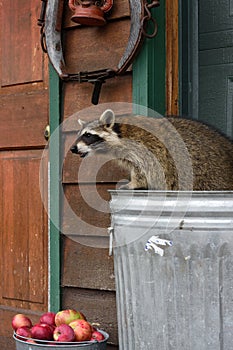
81 132 103 146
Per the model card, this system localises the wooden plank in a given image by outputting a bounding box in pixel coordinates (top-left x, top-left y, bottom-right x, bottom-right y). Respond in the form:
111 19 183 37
166 0 179 115
61 287 118 345
0 335 15 350
0 0 43 86
63 74 132 119
62 97 133 129
0 150 48 311
63 19 131 73
63 0 130 28
0 1 49 345
62 237 115 291
0 91 48 149
62 183 115 238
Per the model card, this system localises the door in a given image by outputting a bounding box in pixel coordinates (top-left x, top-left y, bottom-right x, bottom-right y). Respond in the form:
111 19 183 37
181 0 233 138
0 1 49 348
199 0 233 137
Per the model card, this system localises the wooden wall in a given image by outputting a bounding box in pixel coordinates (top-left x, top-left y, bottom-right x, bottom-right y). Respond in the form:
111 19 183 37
0 1 49 348
61 1 132 348
60 0 179 348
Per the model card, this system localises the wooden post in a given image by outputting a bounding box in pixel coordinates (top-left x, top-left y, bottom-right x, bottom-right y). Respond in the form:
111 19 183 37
166 0 179 115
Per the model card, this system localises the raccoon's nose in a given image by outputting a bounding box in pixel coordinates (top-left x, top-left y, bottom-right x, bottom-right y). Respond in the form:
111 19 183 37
70 145 78 154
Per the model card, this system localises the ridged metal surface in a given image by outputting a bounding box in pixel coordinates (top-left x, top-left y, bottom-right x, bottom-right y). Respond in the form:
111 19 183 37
110 191 233 350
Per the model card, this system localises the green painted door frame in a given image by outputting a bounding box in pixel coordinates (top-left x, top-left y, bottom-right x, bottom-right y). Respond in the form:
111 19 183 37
133 2 166 115
48 64 61 313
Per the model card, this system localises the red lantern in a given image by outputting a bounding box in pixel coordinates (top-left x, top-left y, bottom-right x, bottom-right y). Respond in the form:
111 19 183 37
68 0 113 26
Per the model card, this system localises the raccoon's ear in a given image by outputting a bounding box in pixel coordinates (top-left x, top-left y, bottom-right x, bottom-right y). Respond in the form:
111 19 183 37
99 109 115 129
78 119 86 127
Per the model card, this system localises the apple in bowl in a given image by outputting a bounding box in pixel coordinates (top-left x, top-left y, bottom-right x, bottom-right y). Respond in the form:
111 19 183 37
31 324 53 341
15 326 32 340
40 312 56 327
69 319 92 341
53 324 75 342
55 309 85 326
91 330 105 342
12 314 32 331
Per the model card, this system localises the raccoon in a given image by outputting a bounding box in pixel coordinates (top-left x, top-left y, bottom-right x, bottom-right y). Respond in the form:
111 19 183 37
70 109 233 190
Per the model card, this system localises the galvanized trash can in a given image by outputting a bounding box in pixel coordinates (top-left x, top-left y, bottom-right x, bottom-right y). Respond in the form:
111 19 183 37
110 191 233 350
13 330 109 350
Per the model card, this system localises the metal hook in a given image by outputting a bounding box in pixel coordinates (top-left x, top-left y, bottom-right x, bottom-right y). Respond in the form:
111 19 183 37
141 15 158 39
141 0 160 39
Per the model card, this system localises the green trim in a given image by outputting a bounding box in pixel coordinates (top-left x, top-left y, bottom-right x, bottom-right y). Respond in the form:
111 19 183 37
133 3 166 116
49 64 61 313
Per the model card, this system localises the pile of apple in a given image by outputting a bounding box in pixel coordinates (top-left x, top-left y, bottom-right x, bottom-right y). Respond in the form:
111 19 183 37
12 309 105 345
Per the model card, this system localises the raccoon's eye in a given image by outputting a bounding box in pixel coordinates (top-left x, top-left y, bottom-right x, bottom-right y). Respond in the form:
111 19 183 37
84 132 92 138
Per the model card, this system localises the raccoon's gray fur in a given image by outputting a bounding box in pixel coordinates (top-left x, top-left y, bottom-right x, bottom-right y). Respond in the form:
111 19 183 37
70 109 233 190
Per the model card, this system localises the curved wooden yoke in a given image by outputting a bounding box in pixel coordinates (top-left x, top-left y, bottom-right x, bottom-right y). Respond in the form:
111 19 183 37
40 0 160 104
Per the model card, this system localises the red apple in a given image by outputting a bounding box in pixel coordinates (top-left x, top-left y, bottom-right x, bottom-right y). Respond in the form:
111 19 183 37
69 319 92 341
40 312 56 326
31 324 53 340
55 309 85 326
16 326 32 340
39 323 55 332
90 330 105 342
12 314 32 331
53 324 75 342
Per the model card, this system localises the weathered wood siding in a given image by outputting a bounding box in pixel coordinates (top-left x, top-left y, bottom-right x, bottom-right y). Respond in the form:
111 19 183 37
61 1 132 348
0 1 49 349
61 1 179 348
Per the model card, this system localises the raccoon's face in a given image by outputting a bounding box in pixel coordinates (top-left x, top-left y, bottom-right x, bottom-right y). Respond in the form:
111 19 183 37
70 126 105 158
70 109 119 158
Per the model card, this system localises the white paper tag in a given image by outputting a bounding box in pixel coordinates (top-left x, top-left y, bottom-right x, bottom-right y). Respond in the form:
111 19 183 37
145 235 173 256
108 227 114 256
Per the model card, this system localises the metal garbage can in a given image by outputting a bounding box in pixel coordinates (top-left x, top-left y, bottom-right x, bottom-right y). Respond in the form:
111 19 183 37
110 191 233 350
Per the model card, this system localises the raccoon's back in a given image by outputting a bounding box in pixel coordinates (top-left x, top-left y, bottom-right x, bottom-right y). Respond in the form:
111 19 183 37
116 115 233 190
168 117 233 190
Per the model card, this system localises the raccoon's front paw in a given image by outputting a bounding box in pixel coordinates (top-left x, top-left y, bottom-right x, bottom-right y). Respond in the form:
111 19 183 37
118 181 137 190
118 182 146 190
118 183 131 190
